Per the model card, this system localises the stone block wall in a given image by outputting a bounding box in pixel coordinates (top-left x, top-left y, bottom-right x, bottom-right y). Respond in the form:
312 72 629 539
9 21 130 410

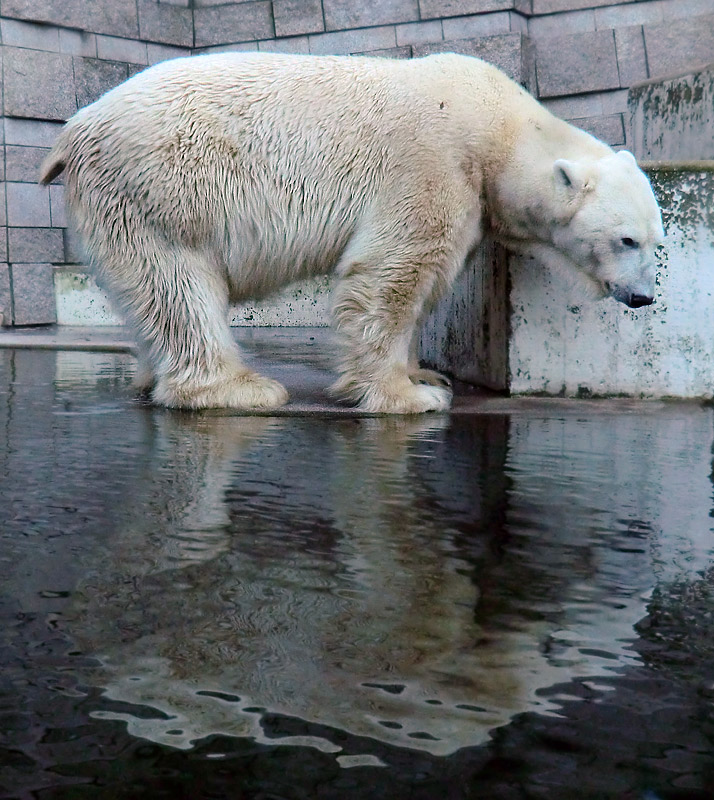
0 0 712 325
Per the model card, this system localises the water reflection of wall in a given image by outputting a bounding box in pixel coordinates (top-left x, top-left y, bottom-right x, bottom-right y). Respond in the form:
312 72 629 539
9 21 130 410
2 350 714 761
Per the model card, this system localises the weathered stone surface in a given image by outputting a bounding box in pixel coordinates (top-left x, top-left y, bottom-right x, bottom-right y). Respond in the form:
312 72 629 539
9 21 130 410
96 35 148 65
74 58 130 110
11 263 57 325
324 0 418 32
442 11 513 40
2 0 139 39
50 186 66 229
258 37 312 54
527 8 594 39
614 25 648 87
352 46 412 59
414 34 535 91
3 47 77 121
59 29 98 58
569 113 625 146
0 235 6 264
4 119 64 148
8 228 64 263
509 167 714 398
5 146 51 184
531 0 636 12
0 263 11 324
147 43 191 65
536 29 619 97
5 183 51 228
395 20 443 47
629 64 714 160
420 0 514 20
138 0 193 47
308 26 397 56
0 18 60 51
194 2 274 47
644 15 714 81
274 0 324 37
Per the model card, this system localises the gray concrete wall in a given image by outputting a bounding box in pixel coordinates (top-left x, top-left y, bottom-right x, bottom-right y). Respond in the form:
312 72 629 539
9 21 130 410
0 0 712 326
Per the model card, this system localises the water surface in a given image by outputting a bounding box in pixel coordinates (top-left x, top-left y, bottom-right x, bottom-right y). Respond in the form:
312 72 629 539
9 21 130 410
2 349 714 798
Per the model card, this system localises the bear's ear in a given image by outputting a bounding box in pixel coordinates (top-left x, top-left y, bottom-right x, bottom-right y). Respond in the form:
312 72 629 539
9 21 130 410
553 159 588 192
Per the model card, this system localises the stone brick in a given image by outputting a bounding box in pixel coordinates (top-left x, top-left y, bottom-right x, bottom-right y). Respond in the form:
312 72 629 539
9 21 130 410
0 184 5 227
0 263 11 324
50 186 67 229
0 149 4 182
395 20 443 47
194 2 274 47
527 9 594 39
3 47 77 121
352 46 413 58
536 29 619 98
274 0 325 37
442 11 512 40
4 118 64 148
0 235 7 265
5 146 52 184
600 88 628 115
615 25 648 87
0 18 60 51
74 58 130 110
531 0 637 12
2 0 139 39
324 0 418 31
8 228 64 263
138 0 193 48
258 37 312 54
644 15 714 81
159 0 190 5
6 183 51 227
542 92 603 119
569 113 625 145
96 35 148 65
666 0 714 22
413 34 533 88
11 263 57 325
593 2 663 30
197 42 259 55
419 0 513 20
59 29 98 58
147 43 191 65
309 26 397 55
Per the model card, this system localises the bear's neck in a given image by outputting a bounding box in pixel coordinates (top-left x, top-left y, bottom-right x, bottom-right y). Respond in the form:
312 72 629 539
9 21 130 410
483 100 613 248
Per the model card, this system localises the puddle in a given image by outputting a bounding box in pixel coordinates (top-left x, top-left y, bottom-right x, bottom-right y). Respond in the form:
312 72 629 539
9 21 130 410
2 349 714 797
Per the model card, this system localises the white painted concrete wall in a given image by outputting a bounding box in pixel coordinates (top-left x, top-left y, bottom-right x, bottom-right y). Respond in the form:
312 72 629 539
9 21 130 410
509 166 714 398
55 269 332 328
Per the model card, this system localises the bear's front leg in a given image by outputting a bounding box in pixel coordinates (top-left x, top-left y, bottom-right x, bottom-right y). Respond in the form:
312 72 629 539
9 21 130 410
331 270 454 414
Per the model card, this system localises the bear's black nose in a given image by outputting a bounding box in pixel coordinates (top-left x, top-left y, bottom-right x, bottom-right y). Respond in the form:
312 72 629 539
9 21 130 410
628 294 654 308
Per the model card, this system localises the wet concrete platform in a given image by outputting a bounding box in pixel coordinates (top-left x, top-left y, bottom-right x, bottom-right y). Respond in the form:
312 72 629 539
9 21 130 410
0 324 696 417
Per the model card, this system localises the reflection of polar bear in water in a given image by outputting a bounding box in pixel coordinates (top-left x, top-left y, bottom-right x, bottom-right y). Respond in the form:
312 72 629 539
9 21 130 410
42 53 663 412
58 411 698 759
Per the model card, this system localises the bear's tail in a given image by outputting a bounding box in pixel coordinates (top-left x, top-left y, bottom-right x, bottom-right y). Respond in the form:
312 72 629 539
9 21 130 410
38 129 72 185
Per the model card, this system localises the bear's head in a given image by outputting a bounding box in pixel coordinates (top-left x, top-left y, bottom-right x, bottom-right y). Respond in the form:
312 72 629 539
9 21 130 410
550 150 664 309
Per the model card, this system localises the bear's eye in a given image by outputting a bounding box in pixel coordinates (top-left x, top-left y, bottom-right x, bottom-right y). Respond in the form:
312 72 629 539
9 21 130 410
621 237 639 249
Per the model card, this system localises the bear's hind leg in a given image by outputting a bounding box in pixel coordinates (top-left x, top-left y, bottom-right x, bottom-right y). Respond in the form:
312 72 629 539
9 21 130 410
103 244 287 411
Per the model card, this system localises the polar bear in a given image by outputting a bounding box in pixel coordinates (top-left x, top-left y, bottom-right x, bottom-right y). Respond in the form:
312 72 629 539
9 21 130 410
41 52 664 413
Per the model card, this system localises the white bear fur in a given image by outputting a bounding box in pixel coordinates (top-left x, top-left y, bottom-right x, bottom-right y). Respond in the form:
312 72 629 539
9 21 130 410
41 52 664 412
